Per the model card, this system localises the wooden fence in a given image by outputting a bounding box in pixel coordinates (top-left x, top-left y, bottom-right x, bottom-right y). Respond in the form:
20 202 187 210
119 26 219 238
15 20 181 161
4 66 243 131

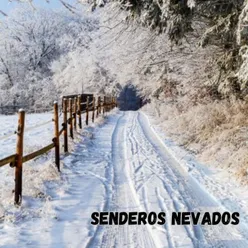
0 94 117 205
0 105 55 115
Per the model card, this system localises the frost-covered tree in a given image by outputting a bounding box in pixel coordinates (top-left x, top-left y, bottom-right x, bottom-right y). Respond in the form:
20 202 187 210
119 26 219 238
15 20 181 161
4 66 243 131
0 6 98 108
3 0 248 101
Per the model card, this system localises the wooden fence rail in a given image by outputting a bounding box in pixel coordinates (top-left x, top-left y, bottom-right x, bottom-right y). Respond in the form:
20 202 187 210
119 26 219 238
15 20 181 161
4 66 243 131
0 94 117 205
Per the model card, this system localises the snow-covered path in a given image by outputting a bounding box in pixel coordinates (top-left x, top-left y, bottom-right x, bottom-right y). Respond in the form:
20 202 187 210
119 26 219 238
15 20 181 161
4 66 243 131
1 111 248 248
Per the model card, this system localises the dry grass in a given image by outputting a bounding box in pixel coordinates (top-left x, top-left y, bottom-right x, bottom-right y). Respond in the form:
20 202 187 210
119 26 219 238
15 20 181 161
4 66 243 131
146 98 248 184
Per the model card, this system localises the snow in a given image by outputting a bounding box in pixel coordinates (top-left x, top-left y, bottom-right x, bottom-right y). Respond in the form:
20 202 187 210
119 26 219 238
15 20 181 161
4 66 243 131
0 110 248 247
0 112 54 159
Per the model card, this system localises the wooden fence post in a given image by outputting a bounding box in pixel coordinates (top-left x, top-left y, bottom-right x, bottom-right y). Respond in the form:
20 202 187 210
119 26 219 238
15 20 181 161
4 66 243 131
92 96 95 123
105 97 109 113
86 96 89 125
77 95 82 129
97 96 100 117
63 98 68 153
107 96 109 112
61 97 63 112
103 96 106 115
113 97 116 109
54 101 60 172
73 97 77 131
106 96 108 113
14 109 25 205
99 96 102 114
69 98 73 139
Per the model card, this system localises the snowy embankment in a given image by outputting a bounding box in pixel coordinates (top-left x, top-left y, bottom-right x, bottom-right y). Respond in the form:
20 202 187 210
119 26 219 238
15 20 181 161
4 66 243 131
0 110 248 247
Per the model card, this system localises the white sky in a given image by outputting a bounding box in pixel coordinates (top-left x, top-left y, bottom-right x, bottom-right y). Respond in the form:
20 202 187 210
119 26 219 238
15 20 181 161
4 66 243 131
0 0 78 14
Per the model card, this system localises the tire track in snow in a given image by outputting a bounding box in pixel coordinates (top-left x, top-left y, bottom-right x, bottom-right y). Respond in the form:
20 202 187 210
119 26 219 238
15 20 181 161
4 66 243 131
85 113 124 248
127 112 195 247
84 110 248 248
155 187 175 248
137 111 248 248
89 112 161 248
130 122 200 246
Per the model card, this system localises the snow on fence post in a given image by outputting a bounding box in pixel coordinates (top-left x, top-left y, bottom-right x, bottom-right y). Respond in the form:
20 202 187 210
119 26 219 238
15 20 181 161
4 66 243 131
92 96 95 123
54 101 60 172
86 96 89 125
77 95 82 129
69 98 73 139
14 109 25 205
63 98 68 153
73 97 77 131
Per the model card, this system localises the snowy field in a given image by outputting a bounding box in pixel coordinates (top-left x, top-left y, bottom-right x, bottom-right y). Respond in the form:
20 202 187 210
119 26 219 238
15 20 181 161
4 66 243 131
0 110 248 247
0 112 54 159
